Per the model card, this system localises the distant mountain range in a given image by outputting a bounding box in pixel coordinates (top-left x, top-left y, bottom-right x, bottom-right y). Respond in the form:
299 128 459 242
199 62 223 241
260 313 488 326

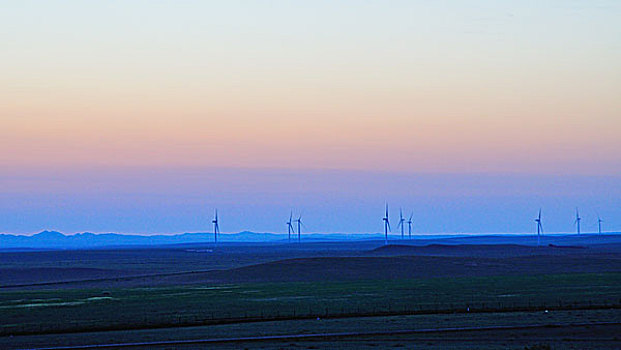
0 230 386 249
2 230 619 250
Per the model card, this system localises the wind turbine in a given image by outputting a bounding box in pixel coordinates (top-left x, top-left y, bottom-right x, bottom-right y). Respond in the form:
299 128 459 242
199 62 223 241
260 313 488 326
296 214 304 243
535 209 543 247
407 212 413 240
212 209 220 244
574 208 581 235
286 211 295 243
597 214 603 234
397 208 405 239
383 204 391 245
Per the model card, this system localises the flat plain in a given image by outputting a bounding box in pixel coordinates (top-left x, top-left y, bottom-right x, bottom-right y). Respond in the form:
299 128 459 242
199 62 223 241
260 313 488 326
1 235 620 349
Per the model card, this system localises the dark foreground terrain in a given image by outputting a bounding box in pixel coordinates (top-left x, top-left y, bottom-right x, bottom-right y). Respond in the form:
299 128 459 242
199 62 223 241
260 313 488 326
1 234 620 349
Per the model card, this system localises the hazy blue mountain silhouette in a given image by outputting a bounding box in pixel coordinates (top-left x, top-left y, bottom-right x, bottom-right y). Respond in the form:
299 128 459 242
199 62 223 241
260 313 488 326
2 231 618 250
0 230 386 249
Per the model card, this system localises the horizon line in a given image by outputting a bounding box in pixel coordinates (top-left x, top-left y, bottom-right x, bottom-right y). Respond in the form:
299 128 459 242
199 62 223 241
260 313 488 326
3 230 619 237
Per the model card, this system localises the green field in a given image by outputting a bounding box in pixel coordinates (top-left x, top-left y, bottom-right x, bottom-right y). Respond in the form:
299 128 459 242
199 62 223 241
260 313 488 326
2 310 619 349
2 240 620 349
2 272 620 336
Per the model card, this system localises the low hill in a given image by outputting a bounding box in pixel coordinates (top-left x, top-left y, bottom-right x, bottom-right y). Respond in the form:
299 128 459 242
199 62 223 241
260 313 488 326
9 252 620 289
0 267 133 286
370 243 588 257
201 254 621 283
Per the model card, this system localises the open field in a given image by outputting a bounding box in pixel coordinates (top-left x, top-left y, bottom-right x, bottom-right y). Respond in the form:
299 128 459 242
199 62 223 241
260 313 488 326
2 235 621 287
1 272 620 339
2 310 620 349
1 236 620 349
4 253 621 290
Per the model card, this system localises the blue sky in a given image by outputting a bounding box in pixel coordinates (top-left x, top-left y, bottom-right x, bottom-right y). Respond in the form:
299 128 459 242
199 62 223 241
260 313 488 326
1 168 618 235
1 1 619 235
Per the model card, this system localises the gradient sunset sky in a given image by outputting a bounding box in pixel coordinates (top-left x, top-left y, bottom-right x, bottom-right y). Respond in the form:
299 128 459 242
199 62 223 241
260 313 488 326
1 1 619 235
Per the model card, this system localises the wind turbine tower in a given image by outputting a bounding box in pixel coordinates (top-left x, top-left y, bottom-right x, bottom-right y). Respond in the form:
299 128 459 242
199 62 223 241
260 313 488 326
407 212 413 240
575 208 581 235
286 211 295 242
535 209 543 247
598 214 603 234
296 215 303 243
383 204 391 245
212 209 220 244
397 208 405 239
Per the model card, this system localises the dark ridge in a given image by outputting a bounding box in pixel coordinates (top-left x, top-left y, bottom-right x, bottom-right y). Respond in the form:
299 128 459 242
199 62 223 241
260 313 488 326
5 253 621 289
371 244 531 252
548 244 587 249
200 254 621 284
370 243 587 255
0 267 134 286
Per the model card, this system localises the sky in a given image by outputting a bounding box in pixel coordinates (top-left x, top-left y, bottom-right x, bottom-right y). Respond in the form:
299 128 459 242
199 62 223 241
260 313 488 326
1 1 620 235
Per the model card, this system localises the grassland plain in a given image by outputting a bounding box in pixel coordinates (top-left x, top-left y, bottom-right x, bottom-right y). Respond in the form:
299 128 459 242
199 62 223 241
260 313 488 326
2 310 620 349
4 251 620 290
1 239 620 349
118 324 621 350
1 272 620 336
2 238 619 285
